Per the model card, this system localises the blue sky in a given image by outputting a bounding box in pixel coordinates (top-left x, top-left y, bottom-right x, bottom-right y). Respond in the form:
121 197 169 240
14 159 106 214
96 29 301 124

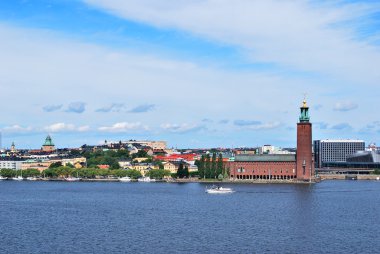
0 0 379 149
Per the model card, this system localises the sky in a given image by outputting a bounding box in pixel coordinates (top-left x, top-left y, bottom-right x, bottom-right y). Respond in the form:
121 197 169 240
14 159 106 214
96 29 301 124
0 0 379 149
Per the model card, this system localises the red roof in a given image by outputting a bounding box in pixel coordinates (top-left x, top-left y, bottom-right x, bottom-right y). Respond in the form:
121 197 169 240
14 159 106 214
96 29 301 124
155 154 197 162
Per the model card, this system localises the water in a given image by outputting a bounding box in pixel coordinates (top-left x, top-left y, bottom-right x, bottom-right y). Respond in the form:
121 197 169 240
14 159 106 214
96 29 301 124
0 181 379 254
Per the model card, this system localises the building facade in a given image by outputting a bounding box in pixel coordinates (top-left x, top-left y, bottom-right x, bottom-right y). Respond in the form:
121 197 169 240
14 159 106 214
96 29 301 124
42 135 56 153
228 100 314 181
314 139 365 168
0 159 24 170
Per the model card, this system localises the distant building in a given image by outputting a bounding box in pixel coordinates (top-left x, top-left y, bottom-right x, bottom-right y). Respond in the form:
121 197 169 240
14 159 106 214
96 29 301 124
347 150 380 163
42 135 56 153
314 139 365 168
123 140 167 150
0 158 24 170
228 99 314 181
10 142 16 153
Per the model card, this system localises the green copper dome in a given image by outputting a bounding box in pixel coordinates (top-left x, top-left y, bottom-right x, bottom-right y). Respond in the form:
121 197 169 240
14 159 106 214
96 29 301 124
43 135 55 146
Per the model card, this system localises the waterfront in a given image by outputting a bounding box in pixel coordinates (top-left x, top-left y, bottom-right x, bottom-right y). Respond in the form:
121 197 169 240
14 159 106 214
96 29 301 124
0 181 380 253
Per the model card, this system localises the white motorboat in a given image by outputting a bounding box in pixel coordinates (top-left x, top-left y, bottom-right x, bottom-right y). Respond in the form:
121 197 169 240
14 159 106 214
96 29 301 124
26 177 38 181
0 176 7 180
64 176 81 182
138 177 156 182
205 186 234 194
12 176 24 181
119 176 132 182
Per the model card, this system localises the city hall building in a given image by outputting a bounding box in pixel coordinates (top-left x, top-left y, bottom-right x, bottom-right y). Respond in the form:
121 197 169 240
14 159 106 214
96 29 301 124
228 100 315 181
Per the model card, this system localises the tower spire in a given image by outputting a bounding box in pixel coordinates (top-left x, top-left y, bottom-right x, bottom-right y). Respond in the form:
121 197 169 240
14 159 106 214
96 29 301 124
299 97 310 123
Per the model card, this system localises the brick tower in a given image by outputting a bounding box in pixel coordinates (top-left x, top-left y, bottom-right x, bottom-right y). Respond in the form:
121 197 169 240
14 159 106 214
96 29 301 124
296 99 314 181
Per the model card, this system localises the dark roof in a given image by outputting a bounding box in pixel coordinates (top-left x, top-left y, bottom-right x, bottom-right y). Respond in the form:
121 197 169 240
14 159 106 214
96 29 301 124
235 154 296 162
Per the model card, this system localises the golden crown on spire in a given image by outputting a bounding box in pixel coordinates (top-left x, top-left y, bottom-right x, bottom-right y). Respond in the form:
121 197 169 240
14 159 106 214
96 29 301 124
302 93 308 108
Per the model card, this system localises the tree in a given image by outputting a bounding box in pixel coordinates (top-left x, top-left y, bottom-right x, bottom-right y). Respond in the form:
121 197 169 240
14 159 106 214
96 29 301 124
196 156 205 179
146 169 171 179
66 163 75 168
23 168 41 177
0 169 16 177
177 163 185 178
126 169 142 179
132 150 148 159
110 161 120 170
113 170 128 177
49 161 62 168
184 166 189 178
205 154 211 179
217 153 224 177
69 150 82 157
155 160 164 170
211 153 217 178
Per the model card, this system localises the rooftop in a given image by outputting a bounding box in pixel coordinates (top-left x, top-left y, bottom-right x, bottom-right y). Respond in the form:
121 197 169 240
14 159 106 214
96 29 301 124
235 154 296 162
319 139 365 143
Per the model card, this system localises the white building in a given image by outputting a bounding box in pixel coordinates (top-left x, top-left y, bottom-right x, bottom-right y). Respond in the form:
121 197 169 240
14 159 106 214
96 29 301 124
314 139 365 168
0 159 24 170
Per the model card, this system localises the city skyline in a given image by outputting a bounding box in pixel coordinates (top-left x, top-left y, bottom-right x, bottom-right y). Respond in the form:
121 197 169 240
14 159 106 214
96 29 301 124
0 0 379 148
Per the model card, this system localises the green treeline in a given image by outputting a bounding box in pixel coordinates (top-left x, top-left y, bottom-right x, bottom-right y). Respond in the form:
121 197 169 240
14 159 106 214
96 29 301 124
0 167 172 180
196 153 229 179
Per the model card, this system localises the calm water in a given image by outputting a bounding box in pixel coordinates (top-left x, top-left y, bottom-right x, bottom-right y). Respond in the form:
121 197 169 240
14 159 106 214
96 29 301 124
0 180 379 254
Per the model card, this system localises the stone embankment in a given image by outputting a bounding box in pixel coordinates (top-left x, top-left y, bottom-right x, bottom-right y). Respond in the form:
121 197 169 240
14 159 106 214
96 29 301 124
319 174 380 180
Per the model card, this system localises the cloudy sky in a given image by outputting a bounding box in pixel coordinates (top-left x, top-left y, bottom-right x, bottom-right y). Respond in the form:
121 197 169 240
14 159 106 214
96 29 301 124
0 0 379 149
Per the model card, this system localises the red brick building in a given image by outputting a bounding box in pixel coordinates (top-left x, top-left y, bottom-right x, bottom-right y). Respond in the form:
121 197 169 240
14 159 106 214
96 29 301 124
228 100 314 181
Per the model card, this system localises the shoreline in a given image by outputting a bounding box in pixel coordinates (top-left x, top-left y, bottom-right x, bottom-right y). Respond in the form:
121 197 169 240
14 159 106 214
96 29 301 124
1 175 379 183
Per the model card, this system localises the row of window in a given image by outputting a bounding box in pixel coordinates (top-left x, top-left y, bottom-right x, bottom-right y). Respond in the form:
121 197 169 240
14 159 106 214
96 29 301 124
237 167 295 174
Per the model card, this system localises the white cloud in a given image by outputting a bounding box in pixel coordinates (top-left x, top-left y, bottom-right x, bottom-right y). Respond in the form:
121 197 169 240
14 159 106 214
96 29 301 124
334 101 358 112
161 123 206 133
44 123 90 132
1 125 33 133
98 122 149 132
249 122 281 131
84 0 380 85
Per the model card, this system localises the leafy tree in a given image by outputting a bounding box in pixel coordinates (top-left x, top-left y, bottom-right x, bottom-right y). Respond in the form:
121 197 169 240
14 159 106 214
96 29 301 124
189 171 199 178
66 163 75 168
69 150 82 157
110 161 120 170
196 156 205 179
42 168 58 178
116 149 129 159
184 166 189 178
56 166 75 177
23 168 41 177
205 154 211 179
146 169 171 179
177 163 185 178
126 169 142 179
155 160 164 170
0 169 16 177
49 162 62 168
112 170 128 177
211 153 217 179
132 150 148 159
217 153 224 177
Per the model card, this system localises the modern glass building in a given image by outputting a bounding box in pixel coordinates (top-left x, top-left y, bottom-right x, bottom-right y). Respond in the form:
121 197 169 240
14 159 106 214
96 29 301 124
314 139 365 168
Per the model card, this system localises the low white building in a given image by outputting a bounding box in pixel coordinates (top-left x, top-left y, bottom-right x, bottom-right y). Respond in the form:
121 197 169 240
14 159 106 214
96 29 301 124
0 159 24 170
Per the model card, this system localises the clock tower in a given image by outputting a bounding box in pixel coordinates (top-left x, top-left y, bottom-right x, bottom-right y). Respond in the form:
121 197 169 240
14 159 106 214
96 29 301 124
296 99 314 181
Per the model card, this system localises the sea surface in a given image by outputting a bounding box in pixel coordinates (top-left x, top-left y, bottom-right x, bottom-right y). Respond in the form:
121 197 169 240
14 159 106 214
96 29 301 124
0 180 379 254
